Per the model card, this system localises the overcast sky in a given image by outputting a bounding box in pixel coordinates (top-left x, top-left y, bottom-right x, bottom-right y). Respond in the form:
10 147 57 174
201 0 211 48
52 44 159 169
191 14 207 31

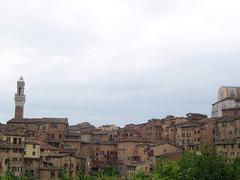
0 0 240 126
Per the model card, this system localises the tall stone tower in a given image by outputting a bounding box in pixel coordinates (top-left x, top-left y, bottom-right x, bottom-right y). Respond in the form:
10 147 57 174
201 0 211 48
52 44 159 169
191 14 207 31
14 77 25 119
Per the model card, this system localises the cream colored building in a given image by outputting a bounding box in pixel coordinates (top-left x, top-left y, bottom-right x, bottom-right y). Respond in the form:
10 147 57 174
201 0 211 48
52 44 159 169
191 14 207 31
24 141 40 159
212 86 240 117
2 133 26 145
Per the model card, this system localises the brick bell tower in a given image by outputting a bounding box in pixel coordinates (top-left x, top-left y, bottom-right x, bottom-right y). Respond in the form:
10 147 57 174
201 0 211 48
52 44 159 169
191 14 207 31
14 77 25 119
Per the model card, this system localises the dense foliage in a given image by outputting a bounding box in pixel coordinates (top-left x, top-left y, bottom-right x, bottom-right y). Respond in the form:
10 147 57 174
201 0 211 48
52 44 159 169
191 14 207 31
1 147 240 180
153 146 240 180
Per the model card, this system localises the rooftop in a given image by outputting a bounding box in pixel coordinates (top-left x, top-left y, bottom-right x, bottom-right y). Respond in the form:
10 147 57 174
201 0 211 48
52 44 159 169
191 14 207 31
8 117 68 124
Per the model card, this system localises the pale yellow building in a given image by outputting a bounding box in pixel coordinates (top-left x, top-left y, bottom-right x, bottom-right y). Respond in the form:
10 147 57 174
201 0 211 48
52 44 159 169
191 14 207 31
2 132 26 145
24 141 40 159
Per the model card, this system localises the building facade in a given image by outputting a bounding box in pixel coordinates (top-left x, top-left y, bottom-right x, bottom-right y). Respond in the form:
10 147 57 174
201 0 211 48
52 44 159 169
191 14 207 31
212 86 240 117
2 78 240 179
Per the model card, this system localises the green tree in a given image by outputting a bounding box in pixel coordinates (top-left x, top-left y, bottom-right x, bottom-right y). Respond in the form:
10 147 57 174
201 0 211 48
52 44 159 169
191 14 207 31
153 145 240 180
0 170 15 180
226 157 240 180
98 166 119 177
153 157 181 180
59 169 71 180
130 168 150 180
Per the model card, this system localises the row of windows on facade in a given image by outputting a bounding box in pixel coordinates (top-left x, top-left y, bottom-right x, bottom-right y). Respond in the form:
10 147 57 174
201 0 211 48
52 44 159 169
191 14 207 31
6 137 22 144
219 121 238 127
1 148 36 155
27 133 36 137
221 151 240 157
181 131 201 137
41 163 78 171
182 138 201 144
185 146 200 150
4 139 37 147
221 144 240 149
24 123 59 129
214 129 240 136
95 151 117 156
170 128 201 133
127 156 153 161
5 158 22 164
24 150 37 156
11 166 22 173
51 134 62 139
1 148 24 153
4 165 34 176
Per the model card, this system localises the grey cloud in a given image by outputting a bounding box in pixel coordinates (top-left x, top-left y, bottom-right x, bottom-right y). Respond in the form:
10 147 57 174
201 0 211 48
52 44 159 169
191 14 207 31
0 0 240 126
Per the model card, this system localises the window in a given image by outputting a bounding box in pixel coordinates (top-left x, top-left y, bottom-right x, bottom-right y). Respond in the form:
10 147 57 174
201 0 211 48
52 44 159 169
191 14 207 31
7 137 10 142
59 134 62 139
12 166 17 172
52 124 58 129
13 138 17 144
13 149 18 153
32 152 36 156
51 134 55 138
33 144 36 149
5 159 9 165
51 171 55 178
